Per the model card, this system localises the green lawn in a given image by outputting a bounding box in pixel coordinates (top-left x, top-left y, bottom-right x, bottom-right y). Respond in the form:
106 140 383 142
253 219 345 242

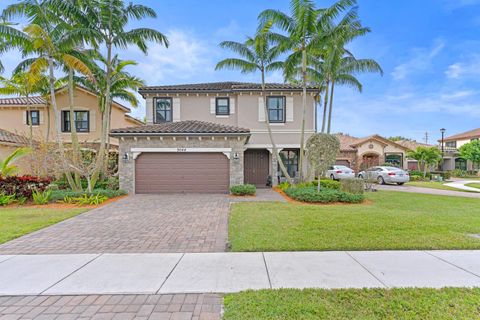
406 181 469 192
466 183 480 189
223 288 480 320
0 207 87 244
229 191 480 251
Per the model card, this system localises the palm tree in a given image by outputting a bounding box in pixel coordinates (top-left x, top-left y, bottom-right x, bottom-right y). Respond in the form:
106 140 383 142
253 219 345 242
258 0 356 181
215 31 293 182
51 0 169 187
0 147 31 177
0 19 31 73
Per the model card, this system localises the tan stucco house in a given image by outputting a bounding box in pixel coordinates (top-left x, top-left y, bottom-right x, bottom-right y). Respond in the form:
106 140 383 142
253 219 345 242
0 86 143 174
111 82 319 194
439 128 480 171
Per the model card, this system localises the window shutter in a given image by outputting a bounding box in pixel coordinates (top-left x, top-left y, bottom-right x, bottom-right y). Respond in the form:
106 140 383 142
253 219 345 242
90 110 96 132
286 97 294 122
173 97 181 122
230 98 235 114
210 98 216 114
23 111 28 125
39 110 45 124
145 98 154 124
258 97 265 122
59 110 64 132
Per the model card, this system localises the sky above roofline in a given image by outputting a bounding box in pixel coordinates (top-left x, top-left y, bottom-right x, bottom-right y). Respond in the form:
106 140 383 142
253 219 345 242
1 0 479 143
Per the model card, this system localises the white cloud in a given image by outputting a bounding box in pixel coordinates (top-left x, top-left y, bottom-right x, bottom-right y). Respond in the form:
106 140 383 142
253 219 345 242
391 39 445 80
445 55 480 79
130 29 215 85
443 0 480 10
440 90 476 99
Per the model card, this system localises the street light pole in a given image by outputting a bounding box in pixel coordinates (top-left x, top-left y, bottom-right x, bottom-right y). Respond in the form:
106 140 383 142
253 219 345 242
440 128 446 171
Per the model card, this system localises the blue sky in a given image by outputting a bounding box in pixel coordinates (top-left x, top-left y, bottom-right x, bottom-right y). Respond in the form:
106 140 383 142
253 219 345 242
1 0 480 143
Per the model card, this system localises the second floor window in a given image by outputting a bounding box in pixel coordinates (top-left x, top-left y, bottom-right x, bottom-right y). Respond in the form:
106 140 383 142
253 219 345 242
216 97 230 115
155 98 172 123
267 96 285 123
445 141 456 148
62 110 89 133
26 110 40 126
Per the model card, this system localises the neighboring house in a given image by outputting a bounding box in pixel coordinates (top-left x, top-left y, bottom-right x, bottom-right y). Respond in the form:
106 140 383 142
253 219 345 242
0 86 143 149
111 82 318 194
439 128 480 171
335 134 412 171
395 139 434 170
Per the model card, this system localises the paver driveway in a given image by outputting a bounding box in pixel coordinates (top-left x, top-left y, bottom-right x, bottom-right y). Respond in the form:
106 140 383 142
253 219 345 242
0 194 230 254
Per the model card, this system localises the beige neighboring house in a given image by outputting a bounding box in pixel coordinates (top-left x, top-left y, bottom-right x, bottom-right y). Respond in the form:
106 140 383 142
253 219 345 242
439 128 480 171
0 86 143 146
0 128 31 173
0 86 143 174
335 134 413 171
111 82 319 194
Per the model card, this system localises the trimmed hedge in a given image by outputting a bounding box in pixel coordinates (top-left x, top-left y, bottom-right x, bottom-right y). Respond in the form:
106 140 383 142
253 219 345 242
310 179 341 190
340 178 364 195
285 186 364 204
50 189 127 202
230 184 256 196
0 175 52 199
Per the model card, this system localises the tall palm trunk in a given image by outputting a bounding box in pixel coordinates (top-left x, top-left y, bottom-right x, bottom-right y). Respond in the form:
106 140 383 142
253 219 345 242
261 69 292 183
298 47 308 182
68 68 83 190
45 100 51 142
321 80 330 133
327 80 335 134
48 56 76 189
26 94 35 173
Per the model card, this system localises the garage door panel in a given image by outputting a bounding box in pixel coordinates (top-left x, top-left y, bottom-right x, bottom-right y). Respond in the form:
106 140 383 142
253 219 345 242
135 152 229 194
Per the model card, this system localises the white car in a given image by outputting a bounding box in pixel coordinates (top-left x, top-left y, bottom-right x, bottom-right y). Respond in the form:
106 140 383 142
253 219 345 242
357 166 410 185
326 165 355 180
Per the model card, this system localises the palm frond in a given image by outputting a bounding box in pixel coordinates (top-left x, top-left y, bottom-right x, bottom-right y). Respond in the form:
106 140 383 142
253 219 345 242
215 58 258 74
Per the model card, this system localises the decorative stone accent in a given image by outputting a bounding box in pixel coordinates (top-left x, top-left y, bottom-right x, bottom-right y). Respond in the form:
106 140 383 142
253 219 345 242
118 135 248 193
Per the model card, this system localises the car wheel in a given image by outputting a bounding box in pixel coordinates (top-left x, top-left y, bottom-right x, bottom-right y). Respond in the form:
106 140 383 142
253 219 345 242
397 182 404 185
330 174 335 180
377 176 385 185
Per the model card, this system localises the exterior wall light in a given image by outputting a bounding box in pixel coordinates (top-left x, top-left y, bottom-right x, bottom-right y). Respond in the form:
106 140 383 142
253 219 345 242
123 152 129 163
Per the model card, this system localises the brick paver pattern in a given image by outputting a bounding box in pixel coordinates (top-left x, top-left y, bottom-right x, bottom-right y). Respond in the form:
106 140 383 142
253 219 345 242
0 293 222 320
0 194 229 254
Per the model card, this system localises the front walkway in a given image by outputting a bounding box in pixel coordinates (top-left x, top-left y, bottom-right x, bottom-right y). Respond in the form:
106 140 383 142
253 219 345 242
444 180 480 193
376 184 480 198
1 250 479 296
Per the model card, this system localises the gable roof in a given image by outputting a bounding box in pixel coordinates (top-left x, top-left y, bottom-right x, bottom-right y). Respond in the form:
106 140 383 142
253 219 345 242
138 81 319 96
0 128 29 146
441 128 480 142
395 139 433 150
110 120 250 136
335 133 411 151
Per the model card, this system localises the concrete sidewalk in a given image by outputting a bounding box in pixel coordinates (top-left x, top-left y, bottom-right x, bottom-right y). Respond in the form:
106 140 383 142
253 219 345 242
376 184 480 198
1 250 480 295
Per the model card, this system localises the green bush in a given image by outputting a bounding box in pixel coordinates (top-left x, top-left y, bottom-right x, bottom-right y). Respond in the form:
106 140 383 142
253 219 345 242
277 182 291 192
285 186 364 204
442 171 452 180
53 176 119 190
451 169 467 178
50 189 127 202
230 184 256 196
0 193 16 206
310 179 341 190
32 189 52 205
340 178 364 195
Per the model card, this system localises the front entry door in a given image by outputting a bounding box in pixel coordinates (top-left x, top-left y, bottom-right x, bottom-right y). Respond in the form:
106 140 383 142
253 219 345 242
244 149 270 187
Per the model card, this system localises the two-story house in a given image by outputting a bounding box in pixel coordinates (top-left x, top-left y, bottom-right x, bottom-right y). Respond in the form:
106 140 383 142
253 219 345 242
110 82 318 194
0 86 143 172
439 128 480 171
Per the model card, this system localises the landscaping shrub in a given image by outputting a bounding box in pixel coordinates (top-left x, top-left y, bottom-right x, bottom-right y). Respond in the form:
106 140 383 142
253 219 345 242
285 186 364 204
50 189 127 202
32 189 52 205
340 178 364 194
0 175 52 199
277 182 291 192
0 193 16 206
230 184 256 196
62 193 109 206
54 175 119 190
310 179 341 190
442 171 452 180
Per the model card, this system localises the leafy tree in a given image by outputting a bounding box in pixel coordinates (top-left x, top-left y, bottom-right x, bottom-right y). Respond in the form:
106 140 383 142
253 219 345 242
215 31 293 181
459 140 480 170
306 133 340 191
407 146 442 178
388 136 412 142
0 147 31 176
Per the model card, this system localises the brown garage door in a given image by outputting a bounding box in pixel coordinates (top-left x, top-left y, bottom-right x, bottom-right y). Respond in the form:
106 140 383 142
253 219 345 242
135 152 229 194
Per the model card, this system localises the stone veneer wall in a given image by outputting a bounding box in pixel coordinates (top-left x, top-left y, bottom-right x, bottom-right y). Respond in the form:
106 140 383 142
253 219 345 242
117 135 248 193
